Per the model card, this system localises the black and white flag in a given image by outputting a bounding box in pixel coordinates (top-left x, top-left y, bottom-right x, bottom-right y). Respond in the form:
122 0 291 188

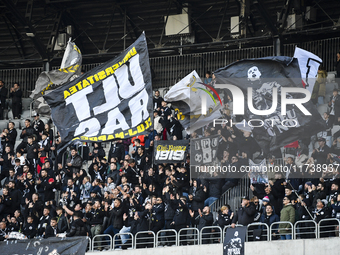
191 134 219 166
223 226 247 255
44 33 153 144
214 57 326 154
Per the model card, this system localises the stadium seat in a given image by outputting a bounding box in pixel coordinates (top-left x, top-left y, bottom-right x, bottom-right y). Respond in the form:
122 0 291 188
21 109 31 119
316 104 328 116
22 98 33 111
0 121 8 132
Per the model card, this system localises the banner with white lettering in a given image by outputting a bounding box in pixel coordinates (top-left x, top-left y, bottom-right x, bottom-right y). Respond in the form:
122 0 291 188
214 57 326 154
223 226 246 255
154 140 189 163
0 236 88 255
44 33 153 144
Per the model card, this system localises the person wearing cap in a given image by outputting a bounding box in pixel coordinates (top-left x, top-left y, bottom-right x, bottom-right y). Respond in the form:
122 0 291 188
312 199 330 224
32 113 44 138
328 88 340 126
231 196 256 228
278 196 295 240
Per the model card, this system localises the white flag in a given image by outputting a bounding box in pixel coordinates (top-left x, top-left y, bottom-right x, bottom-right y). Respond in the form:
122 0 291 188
294 47 322 93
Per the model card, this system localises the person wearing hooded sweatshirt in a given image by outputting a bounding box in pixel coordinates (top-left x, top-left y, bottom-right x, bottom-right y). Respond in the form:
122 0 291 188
279 196 295 240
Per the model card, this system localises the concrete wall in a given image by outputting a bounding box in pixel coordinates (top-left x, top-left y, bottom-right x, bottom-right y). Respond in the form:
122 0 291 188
87 237 340 255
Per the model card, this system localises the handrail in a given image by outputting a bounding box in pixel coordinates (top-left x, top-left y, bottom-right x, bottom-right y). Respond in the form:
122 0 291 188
86 236 92 251
269 221 294 240
92 234 112 251
113 232 134 250
209 174 249 215
222 224 243 242
246 222 269 241
155 229 177 247
135 231 156 249
199 226 222 245
294 220 317 239
317 218 340 238
178 227 199 246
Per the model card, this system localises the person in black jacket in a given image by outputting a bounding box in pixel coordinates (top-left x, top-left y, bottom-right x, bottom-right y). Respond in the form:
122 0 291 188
5 122 17 149
188 180 207 218
22 216 37 239
88 200 105 238
8 181 21 212
190 206 213 244
151 197 165 233
231 196 256 227
104 199 124 237
9 83 22 119
202 177 223 206
16 119 34 153
66 211 88 237
217 205 233 229
328 89 340 126
66 148 83 176
0 80 7 120
55 206 68 234
44 217 57 238
108 141 125 163
171 195 190 238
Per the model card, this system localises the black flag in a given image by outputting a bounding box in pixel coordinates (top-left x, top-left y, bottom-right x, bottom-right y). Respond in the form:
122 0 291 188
214 57 326 154
223 226 247 255
44 33 153 144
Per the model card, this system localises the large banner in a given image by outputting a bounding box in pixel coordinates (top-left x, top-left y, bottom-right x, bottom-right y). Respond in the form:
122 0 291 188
164 71 221 133
31 40 82 115
154 140 189 163
293 47 322 93
44 33 153 143
223 226 247 255
214 57 326 154
0 236 88 255
191 135 219 166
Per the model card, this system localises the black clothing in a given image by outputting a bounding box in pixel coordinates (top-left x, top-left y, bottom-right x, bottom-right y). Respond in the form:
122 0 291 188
10 88 22 118
44 225 57 238
232 202 256 226
66 219 88 237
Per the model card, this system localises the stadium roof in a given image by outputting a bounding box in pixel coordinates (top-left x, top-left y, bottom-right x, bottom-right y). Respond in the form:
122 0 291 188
0 0 339 68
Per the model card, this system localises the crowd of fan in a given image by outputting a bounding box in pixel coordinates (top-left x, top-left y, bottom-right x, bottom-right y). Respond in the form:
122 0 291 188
0 72 339 249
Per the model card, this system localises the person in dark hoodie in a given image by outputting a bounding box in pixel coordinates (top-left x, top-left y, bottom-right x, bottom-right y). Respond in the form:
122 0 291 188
231 196 256 227
162 185 176 245
104 199 124 238
202 175 223 206
171 195 190 245
66 211 88 237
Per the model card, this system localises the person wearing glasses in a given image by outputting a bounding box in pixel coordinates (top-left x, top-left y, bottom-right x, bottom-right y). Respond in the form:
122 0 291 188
278 196 295 240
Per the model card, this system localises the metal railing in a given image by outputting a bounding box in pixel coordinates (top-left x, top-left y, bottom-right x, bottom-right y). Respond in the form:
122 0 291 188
223 224 243 242
113 232 134 250
86 236 92 251
209 175 250 217
270 221 294 241
199 226 222 245
178 228 199 246
317 218 340 238
156 229 177 247
92 234 112 251
294 220 317 239
246 223 269 242
135 231 155 249
89 219 340 250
